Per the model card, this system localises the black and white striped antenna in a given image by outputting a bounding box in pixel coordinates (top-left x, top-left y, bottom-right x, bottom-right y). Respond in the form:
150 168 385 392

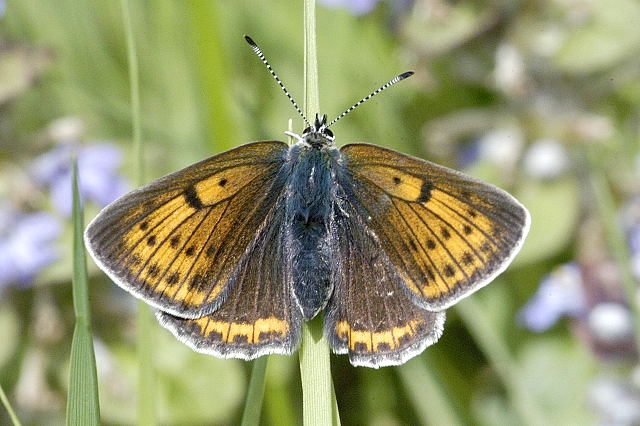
326 71 414 128
244 35 311 128
245 35 414 131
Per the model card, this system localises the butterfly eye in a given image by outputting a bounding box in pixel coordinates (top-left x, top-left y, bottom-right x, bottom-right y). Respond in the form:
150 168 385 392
324 128 334 138
303 126 312 134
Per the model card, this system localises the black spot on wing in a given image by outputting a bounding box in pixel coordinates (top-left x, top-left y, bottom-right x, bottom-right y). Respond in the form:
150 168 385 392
233 334 248 344
148 264 160 278
184 185 204 210
398 333 411 345
444 264 455 277
167 272 180 285
354 342 368 352
376 342 391 351
188 273 206 291
417 180 433 203
208 330 223 342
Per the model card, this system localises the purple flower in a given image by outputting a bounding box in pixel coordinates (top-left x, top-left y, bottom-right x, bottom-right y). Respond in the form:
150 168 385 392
518 262 587 332
629 225 640 254
319 0 382 15
628 226 640 282
622 197 640 281
0 209 60 288
0 0 5 18
31 142 128 216
456 140 481 169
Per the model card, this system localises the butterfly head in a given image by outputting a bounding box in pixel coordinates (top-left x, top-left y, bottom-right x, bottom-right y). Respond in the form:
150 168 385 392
303 114 335 146
286 113 335 149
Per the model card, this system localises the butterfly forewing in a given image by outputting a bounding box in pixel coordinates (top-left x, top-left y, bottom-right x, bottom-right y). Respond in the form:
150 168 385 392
157 202 302 359
325 198 445 368
340 143 530 311
84 141 290 318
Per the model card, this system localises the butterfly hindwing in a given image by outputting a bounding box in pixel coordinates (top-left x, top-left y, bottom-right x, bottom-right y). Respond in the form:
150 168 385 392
339 143 530 311
84 141 290 318
157 203 303 359
325 197 445 368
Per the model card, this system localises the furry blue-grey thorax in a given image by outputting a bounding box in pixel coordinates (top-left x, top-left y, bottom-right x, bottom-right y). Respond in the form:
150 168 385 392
283 114 342 319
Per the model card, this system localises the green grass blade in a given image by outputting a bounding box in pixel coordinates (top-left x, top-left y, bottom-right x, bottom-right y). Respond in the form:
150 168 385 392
240 357 269 426
456 297 547 426
397 358 462 426
298 2 339 425
185 1 235 152
135 303 156 426
331 380 341 426
0 383 22 426
587 150 640 351
66 159 100 426
121 0 143 188
120 1 156 424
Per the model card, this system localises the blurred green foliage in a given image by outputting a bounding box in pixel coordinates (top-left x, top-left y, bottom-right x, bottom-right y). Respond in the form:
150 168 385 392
1 0 640 425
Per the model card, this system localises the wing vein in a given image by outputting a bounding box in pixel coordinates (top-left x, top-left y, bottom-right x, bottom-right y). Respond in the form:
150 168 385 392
413 199 489 264
147 206 216 294
346 182 435 297
158 205 222 300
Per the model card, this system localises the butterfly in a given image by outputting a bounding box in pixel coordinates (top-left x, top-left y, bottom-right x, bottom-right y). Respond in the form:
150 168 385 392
84 36 530 368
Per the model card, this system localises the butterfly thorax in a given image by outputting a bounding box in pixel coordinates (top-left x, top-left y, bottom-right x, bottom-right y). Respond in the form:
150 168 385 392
284 137 340 320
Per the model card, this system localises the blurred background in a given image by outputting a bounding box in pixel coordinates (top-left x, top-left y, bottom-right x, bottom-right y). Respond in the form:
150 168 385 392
1 0 640 424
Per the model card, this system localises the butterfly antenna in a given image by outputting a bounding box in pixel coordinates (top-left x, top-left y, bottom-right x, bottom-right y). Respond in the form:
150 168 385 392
327 71 414 128
244 35 311 127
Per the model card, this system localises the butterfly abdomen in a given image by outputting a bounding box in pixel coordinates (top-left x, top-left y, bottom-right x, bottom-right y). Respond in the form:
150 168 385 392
286 145 337 320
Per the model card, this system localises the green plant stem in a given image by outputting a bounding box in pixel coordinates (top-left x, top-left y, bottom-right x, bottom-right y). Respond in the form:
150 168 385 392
587 152 640 351
300 317 336 426
121 1 155 424
303 0 319 119
456 298 546 426
0 384 22 426
240 357 269 426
